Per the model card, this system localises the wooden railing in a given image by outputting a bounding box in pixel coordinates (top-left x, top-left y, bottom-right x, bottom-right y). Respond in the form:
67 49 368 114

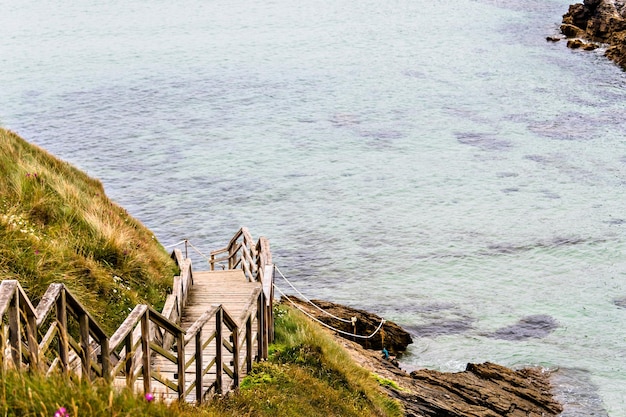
209 227 275 352
0 228 274 404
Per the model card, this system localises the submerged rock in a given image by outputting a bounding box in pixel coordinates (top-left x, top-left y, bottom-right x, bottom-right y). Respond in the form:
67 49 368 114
561 0 626 69
488 314 559 341
281 296 412 353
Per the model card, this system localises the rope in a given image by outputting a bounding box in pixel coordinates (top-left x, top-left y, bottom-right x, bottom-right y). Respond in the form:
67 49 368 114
275 265 353 324
274 283 386 340
163 240 188 249
185 240 214 263
165 239 216 263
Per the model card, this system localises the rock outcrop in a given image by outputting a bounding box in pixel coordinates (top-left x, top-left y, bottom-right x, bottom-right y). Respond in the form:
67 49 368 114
333 335 563 417
281 296 412 353
561 0 626 69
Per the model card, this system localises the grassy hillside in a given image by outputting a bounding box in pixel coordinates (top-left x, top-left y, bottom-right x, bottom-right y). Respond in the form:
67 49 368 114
0 128 177 332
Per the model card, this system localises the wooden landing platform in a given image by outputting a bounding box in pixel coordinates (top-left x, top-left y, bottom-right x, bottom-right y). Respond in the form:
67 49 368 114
182 270 262 328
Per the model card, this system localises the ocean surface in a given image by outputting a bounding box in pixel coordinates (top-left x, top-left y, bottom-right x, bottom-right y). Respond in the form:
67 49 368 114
1 0 625 414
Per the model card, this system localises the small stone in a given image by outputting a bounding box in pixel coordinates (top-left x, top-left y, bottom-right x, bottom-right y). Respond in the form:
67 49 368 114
567 39 585 49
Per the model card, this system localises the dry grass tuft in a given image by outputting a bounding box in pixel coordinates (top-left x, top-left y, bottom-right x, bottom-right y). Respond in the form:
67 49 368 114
0 128 177 331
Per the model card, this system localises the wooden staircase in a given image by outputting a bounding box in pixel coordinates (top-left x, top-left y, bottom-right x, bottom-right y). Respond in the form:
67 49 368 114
0 228 275 405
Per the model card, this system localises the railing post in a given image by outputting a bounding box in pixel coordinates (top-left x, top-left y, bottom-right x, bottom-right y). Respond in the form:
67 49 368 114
124 333 133 388
195 330 203 404
215 309 223 395
26 311 39 372
141 310 151 395
57 290 69 374
257 292 265 361
8 292 21 367
232 322 240 388
79 312 90 379
246 315 253 373
101 336 110 381
176 329 185 401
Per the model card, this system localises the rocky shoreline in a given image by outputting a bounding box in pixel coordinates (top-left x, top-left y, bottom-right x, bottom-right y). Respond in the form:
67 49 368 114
559 0 626 69
283 296 563 417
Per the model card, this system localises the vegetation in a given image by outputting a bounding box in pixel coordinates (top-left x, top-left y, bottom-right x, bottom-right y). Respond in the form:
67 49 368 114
0 128 177 332
0 129 401 416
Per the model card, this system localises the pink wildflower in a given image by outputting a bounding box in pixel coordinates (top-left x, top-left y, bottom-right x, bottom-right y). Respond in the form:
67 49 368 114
54 407 68 417
145 392 154 402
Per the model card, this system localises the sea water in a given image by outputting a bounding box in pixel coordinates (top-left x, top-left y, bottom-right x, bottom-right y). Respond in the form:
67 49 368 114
1 0 625 414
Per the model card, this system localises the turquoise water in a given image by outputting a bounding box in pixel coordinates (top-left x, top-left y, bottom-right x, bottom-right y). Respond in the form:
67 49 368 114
1 0 626 414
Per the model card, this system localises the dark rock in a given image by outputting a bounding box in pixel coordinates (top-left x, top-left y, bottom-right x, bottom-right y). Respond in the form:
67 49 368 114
403 362 563 416
546 36 562 42
281 296 412 353
561 23 585 37
583 42 601 49
561 0 626 69
567 38 586 48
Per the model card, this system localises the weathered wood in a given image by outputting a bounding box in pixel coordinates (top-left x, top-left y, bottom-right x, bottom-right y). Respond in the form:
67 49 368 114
0 281 17 317
8 290 20 366
100 336 110 381
176 330 185 400
34 283 63 326
184 306 220 344
246 315 253 373
195 330 203 403
257 293 265 360
56 290 69 374
150 342 178 364
110 305 148 348
79 313 90 378
0 227 274 404
63 289 107 341
141 310 151 394
215 308 223 395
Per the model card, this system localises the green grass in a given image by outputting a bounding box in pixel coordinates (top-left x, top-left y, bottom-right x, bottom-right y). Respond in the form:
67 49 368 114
0 128 177 332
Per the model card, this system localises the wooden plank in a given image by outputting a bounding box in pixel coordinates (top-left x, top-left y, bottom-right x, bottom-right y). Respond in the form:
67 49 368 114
34 283 63 326
141 311 151 394
0 280 17 317
8 290 20 366
109 305 147 348
79 313 90 378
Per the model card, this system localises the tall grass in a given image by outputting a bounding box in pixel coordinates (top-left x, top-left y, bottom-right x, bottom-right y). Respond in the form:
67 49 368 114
0 128 177 332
